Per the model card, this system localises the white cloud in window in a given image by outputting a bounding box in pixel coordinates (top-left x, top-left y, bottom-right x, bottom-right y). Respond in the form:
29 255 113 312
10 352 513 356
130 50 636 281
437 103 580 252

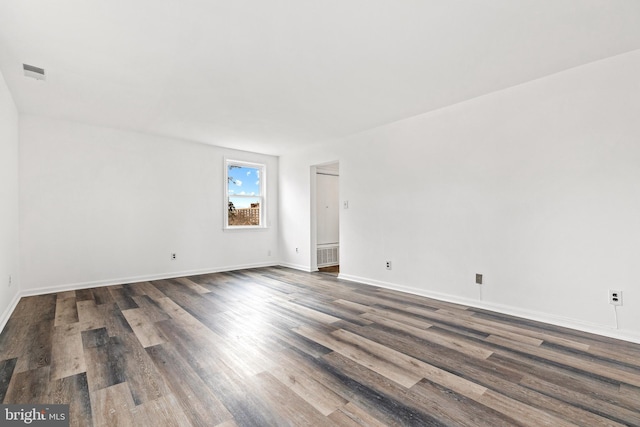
246 171 251 176
235 179 242 186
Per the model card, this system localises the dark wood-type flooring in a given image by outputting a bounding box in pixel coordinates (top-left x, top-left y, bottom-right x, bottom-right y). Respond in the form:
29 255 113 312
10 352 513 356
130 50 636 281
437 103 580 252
318 265 340 276
1 267 640 426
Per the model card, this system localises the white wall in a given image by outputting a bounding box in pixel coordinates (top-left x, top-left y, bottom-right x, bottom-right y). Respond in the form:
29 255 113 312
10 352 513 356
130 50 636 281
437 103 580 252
19 116 278 293
0 70 20 328
279 49 640 342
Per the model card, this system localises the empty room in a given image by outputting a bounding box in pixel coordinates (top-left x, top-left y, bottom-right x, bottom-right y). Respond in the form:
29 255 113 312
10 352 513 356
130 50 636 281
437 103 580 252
1 1 640 426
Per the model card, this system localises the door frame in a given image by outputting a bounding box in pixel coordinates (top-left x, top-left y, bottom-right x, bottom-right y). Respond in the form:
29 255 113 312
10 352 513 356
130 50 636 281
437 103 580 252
310 161 339 272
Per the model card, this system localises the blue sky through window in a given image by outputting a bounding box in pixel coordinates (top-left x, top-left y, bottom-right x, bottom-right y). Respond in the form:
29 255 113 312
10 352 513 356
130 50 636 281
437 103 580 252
228 165 261 208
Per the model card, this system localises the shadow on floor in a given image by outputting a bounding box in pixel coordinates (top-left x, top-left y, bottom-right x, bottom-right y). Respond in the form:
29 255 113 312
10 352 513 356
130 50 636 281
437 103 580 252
317 265 339 276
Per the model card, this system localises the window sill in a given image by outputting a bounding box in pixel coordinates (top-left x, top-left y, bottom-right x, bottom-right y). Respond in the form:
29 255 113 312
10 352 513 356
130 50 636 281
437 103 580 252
223 225 269 231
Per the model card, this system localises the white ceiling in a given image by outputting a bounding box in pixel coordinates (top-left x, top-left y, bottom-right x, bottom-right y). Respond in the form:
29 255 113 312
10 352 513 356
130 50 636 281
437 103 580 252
1 1 640 155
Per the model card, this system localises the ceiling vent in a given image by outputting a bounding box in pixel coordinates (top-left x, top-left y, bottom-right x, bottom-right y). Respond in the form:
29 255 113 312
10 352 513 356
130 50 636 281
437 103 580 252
23 63 46 81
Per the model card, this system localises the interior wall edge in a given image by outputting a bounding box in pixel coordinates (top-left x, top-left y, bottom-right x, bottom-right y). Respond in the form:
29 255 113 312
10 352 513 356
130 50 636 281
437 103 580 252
0 290 21 335
339 273 640 345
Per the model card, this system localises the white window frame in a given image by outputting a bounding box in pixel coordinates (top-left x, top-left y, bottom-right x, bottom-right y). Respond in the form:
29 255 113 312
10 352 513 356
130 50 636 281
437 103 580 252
224 159 267 229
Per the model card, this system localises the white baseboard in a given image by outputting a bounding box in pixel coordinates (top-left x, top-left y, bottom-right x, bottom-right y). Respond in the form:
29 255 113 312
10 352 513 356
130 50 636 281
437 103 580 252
7 266 640 345
0 291 22 334
19 262 279 298
278 262 313 272
1 262 280 335
338 273 640 345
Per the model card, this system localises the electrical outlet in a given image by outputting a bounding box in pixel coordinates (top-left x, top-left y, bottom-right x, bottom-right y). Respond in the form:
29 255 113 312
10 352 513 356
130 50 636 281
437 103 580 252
385 261 392 270
609 290 622 306
171 253 177 260
268 249 272 256
343 201 349 209
8 275 11 288
296 247 299 254
476 274 483 285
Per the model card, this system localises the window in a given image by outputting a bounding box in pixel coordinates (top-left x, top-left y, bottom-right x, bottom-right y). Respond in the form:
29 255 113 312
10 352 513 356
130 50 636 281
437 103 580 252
225 159 266 228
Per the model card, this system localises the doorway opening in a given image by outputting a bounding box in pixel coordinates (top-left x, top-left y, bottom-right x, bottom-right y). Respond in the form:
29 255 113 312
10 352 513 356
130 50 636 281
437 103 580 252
311 162 339 275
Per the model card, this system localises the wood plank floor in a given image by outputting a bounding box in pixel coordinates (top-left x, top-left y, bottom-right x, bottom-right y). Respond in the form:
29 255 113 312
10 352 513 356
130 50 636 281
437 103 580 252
1 267 640 426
